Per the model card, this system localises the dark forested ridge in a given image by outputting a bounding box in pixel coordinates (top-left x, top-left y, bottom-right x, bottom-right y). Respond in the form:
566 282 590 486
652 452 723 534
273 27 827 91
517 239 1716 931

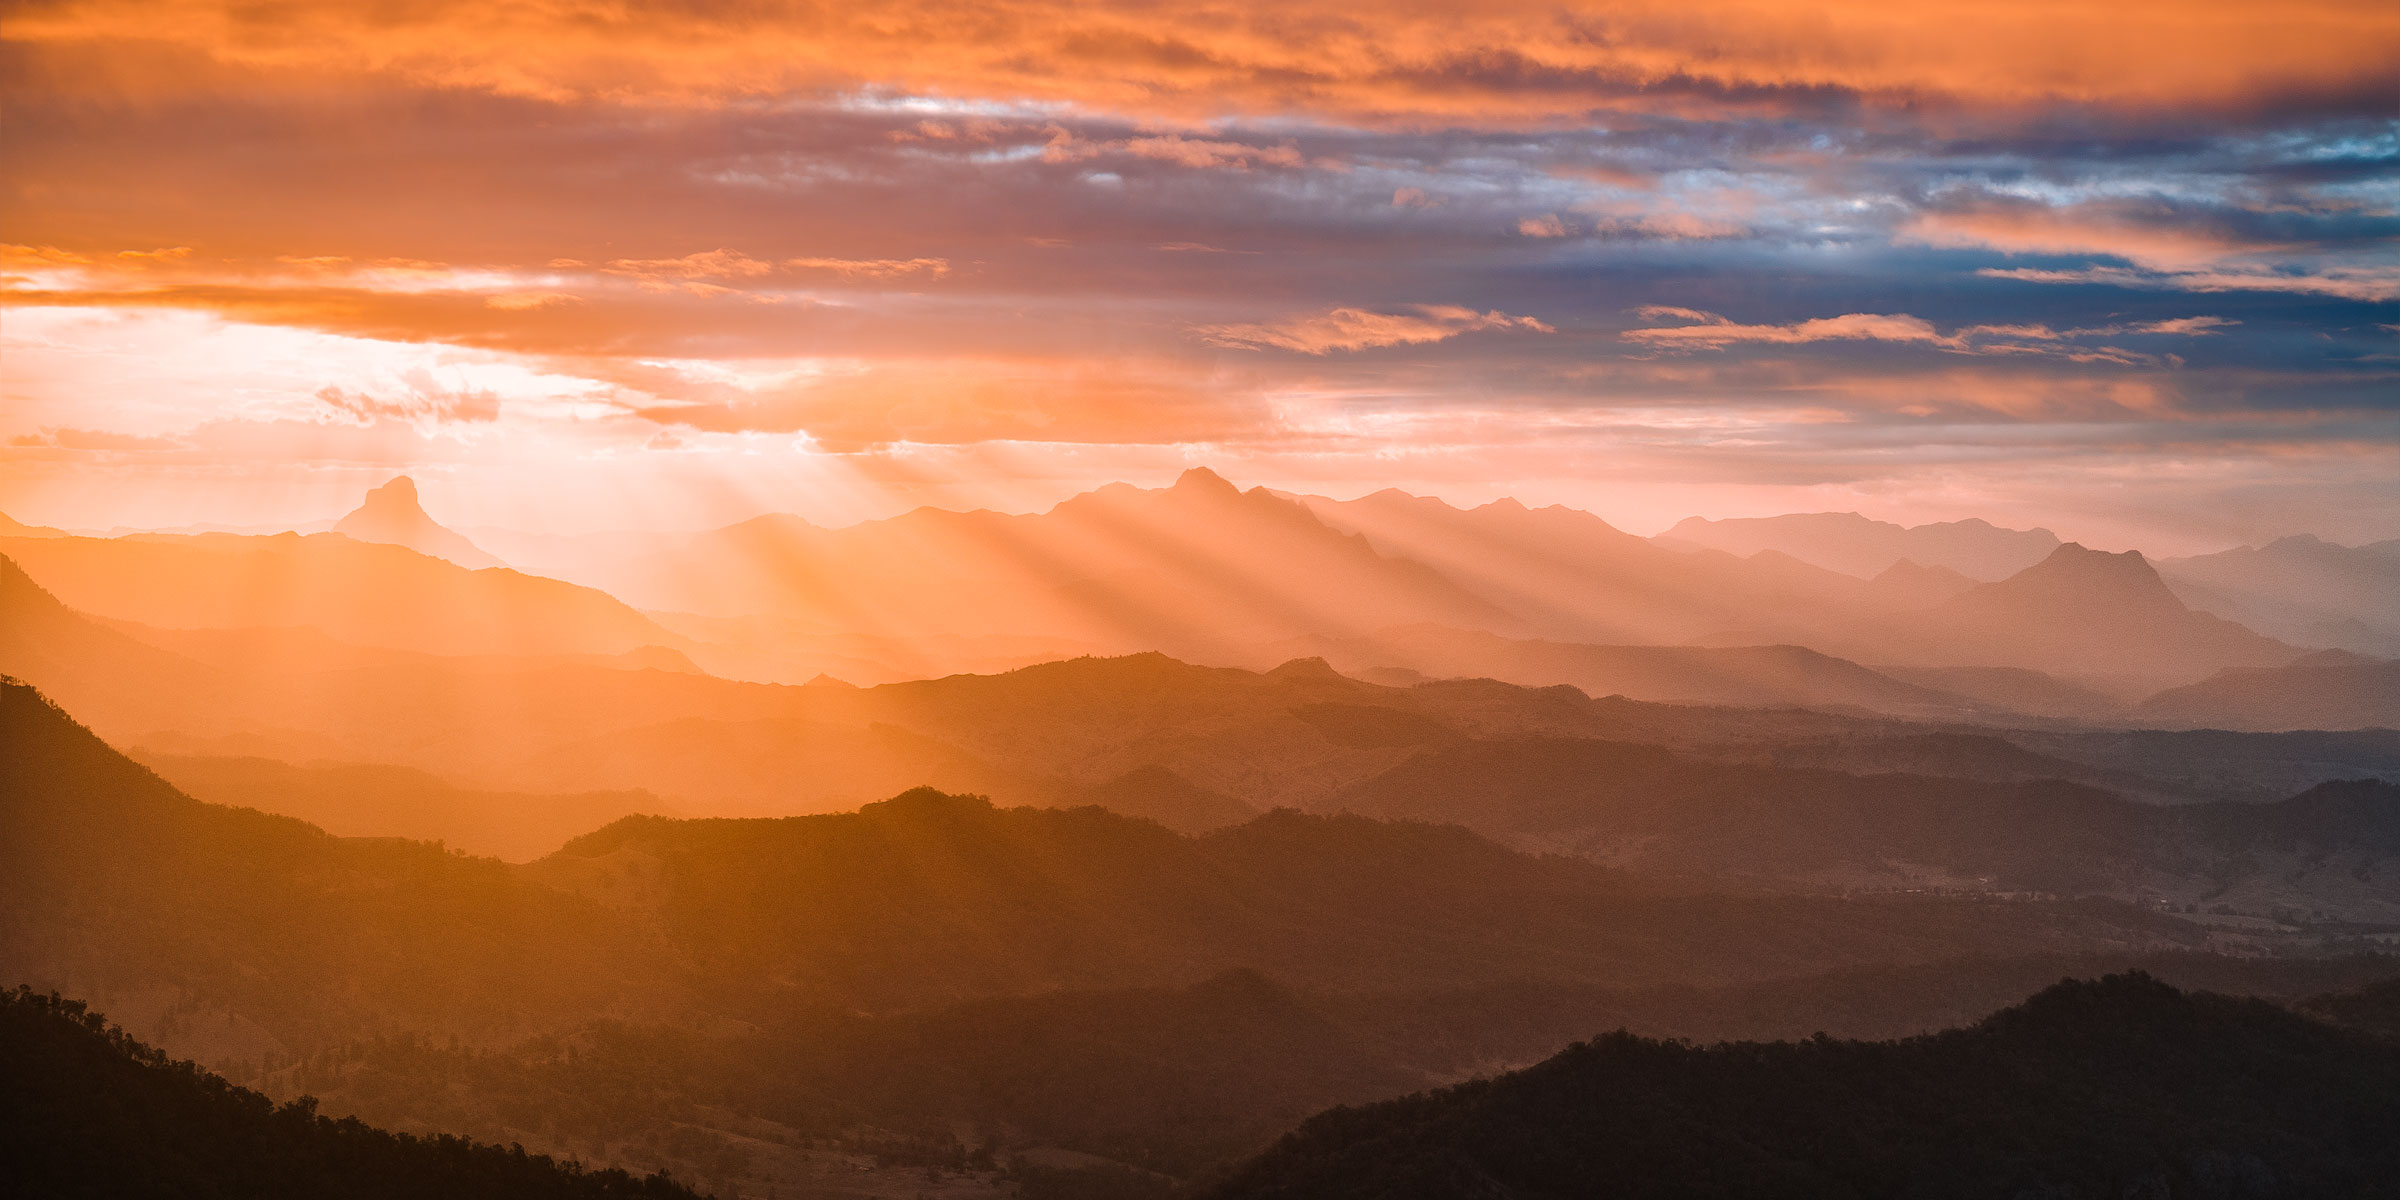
1212 973 2400 1200
0 986 696 1200
11 669 2400 1196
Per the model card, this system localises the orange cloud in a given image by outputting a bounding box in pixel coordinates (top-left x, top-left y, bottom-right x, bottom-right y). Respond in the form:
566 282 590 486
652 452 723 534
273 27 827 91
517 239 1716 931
785 257 952 280
1626 311 1951 349
1624 309 2241 360
8 0 2394 124
1901 206 2274 272
1198 306 1555 354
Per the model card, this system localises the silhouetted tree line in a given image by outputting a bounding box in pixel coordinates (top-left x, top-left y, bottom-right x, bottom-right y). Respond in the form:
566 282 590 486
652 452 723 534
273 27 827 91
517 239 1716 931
0 987 700 1200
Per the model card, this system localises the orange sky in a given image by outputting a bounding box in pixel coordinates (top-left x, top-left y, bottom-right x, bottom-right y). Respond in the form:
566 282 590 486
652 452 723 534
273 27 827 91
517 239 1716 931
2 0 2394 550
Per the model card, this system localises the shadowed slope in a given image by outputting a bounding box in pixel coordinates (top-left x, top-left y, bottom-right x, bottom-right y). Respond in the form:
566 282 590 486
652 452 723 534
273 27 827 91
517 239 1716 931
1212 974 2400 1199
0 988 694 1200
1330 736 2400 915
2132 650 2400 732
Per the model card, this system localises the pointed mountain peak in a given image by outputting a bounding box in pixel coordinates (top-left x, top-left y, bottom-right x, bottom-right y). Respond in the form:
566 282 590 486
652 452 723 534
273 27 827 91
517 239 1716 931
1978 541 2185 613
1267 655 1343 680
1171 466 1240 496
334 476 503 570
369 474 420 505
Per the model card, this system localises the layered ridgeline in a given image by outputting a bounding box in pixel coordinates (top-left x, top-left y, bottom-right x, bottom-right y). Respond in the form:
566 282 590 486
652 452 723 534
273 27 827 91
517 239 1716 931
13 678 2370 1190
0 988 695 1200
1213 974 2400 1200
0 678 2199 1031
9 682 2400 1193
1330 738 2400 919
7 544 2394 872
8 471 2321 708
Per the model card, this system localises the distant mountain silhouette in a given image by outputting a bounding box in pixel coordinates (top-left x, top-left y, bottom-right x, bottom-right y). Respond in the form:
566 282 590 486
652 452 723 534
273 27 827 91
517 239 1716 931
1211 973 2400 1199
1659 511 2062 580
0 987 696 1200
332 476 504 569
535 468 1511 652
1293 488 1883 646
1869 664 2125 721
1247 626 1999 719
1862 557 1979 607
2160 534 2400 655
1911 543 2299 686
0 530 681 658
2131 650 2400 731
132 752 680 862
1329 736 2400 915
0 510 68 538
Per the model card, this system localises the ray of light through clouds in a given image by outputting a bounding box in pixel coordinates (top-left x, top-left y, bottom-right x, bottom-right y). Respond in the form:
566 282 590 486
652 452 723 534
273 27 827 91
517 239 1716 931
1 0 2395 550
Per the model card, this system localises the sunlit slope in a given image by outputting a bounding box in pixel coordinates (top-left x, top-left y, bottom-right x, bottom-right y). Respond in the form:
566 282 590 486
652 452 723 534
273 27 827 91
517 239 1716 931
0 531 680 658
0 682 677 1053
6 564 2387 847
0 553 226 738
545 468 1513 651
1298 488 1894 646
1211 974 2400 1199
0 989 696 1200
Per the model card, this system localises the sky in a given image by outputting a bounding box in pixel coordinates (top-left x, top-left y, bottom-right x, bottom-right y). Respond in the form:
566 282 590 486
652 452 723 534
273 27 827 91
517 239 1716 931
1 0 2395 554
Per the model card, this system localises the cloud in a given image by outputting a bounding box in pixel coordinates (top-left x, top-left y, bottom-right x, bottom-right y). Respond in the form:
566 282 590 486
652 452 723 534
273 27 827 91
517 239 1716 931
1041 130 1312 170
316 380 502 426
1624 309 2243 361
603 250 778 282
1198 305 1556 354
1624 311 1951 349
1902 203 2268 273
13 0 2395 125
1978 265 2399 303
1517 214 1572 238
785 257 951 280
627 358 1270 449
